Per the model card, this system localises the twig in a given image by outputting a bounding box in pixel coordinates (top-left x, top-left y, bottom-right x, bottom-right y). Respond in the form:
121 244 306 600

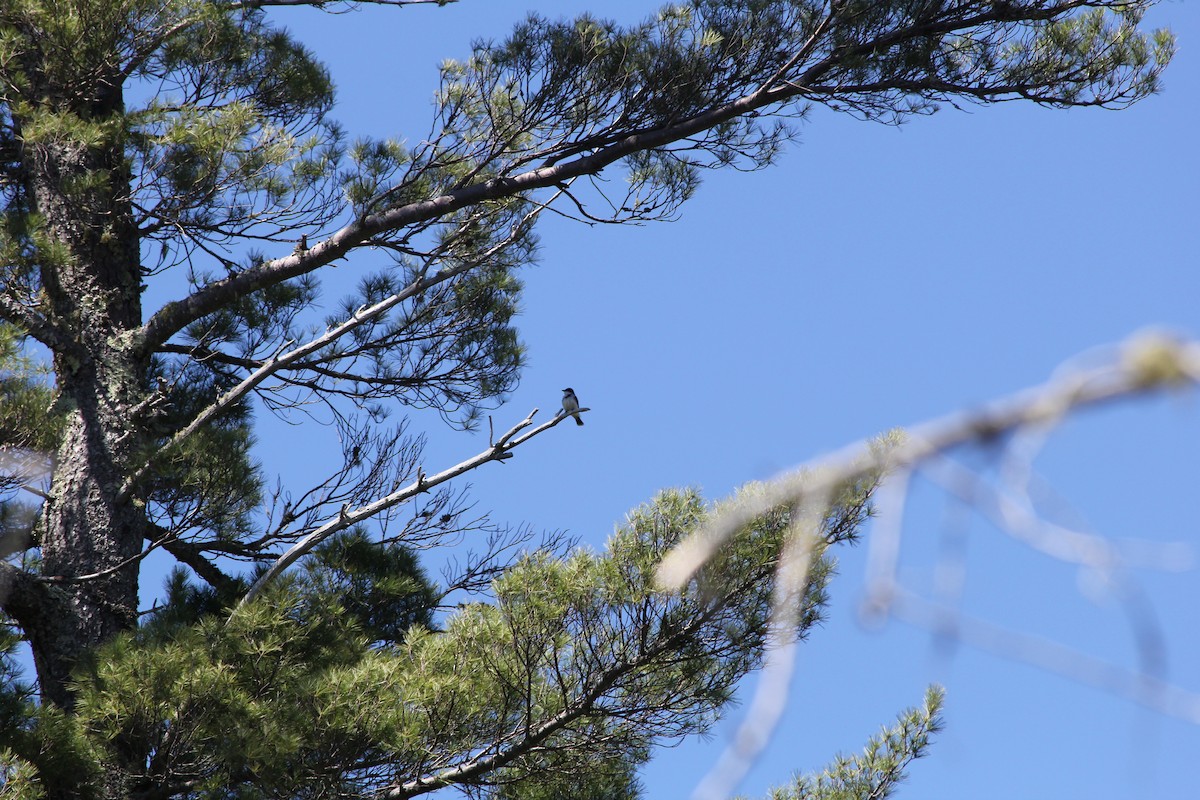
234 404 585 611
656 330 1200 795
658 331 1200 589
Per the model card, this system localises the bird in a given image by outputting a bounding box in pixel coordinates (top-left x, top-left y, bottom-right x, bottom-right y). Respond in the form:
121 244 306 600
561 387 584 426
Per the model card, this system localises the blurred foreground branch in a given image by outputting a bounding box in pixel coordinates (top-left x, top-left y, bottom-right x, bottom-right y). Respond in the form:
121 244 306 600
659 330 1200 799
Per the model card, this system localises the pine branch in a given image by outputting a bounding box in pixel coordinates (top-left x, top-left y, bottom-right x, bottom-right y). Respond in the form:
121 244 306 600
381 537 749 799
129 198 548 500
138 1 1159 354
0 294 69 351
386 652 633 798
760 686 944 800
235 403 586 609
139 96 747 351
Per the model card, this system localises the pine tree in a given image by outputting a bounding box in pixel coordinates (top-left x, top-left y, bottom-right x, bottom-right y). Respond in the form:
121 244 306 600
0 1 1173 798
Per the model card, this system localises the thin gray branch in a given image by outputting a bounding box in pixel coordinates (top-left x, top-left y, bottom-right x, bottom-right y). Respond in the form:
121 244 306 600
130 195 551 501
143 5 1033 352
235 403 587 610
658 331 1200 589
655 331 1200 793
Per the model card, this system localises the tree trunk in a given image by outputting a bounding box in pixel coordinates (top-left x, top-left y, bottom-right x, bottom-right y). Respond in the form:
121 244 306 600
19 86 147 710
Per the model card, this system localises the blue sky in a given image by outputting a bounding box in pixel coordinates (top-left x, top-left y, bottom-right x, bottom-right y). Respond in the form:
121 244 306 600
154 2 1200 798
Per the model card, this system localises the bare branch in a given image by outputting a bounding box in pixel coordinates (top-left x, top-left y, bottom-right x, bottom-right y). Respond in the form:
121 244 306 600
889 588 1200 724
142 2 1134 353
657 330 1200 790
235 404 586 609
658 331 1200 589
129 274 467 500
126 297 397 497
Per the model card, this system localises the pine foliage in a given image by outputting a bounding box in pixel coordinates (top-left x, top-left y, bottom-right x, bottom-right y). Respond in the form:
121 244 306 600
760 686 945 800
25 486 882 798
0 0 1177 798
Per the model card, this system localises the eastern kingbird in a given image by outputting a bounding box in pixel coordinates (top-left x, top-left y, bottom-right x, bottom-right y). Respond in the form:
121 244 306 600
561 388 583 426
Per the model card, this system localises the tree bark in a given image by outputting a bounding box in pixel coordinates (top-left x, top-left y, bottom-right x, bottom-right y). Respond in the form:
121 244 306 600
17 78 148 710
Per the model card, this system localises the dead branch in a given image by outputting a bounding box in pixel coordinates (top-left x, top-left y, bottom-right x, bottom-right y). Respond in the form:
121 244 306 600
659 330 1200 799
235 403 585 611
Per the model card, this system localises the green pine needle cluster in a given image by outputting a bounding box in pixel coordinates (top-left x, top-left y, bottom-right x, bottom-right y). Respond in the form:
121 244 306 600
0 1 1177 798
761 686 945 800
3 486 905 799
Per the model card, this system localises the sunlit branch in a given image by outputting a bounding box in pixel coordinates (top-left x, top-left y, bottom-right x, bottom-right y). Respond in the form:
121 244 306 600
653 331 1200 790
130 200 550 500
658 331 1200 590
139 2 1135 352
889 589 1200 725
236 403 589 609
381 546 732 800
